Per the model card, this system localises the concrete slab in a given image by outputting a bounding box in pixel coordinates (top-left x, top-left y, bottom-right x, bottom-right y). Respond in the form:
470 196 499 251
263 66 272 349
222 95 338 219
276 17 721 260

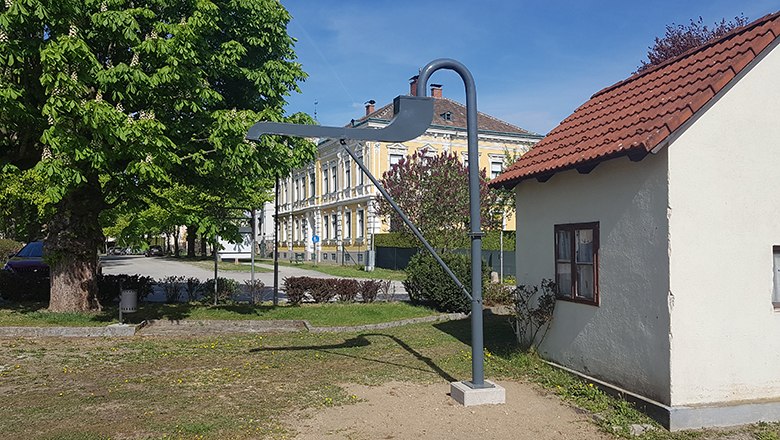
450 380 506 406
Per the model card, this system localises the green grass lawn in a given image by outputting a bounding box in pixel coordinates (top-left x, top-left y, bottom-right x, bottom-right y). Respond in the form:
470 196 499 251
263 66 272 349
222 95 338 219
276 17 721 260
258 259 407 281
1 314 775 439
0 301 438 327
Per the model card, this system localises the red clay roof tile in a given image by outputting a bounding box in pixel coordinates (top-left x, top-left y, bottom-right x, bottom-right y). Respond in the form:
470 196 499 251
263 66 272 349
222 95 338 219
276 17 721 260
492 11 780 189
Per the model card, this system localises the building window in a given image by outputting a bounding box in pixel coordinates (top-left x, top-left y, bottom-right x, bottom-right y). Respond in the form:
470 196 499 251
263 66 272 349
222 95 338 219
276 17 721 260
357 209 365 238
344 211 351 239
331 215 337 240
357 156 364 186
323 168 329 194
331 167 338 193
344 159 351 189
294 178 300 201
309 171 315 198
323 252 328 260
389 153 403 168
323 215 329 239
294 219 299 241
357 253 363 262
774 246 780 307
331 253 337 260
555 222 599 304
490 160 503 179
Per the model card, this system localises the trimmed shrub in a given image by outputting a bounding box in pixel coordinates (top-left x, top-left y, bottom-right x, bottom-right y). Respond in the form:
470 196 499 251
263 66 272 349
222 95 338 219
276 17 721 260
0 271 49 302
243 279 265 304
97 274 154 304
377 280 394 301
360 279 380 303
283 276 307 305
160 275 185 303
335 279 360 302
184 277 203 302
403 252 489 313
310 278 336 303
202 277 241 303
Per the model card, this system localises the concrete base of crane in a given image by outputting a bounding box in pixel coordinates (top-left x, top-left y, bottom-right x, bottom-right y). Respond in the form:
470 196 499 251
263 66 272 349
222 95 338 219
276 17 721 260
450 380 505 406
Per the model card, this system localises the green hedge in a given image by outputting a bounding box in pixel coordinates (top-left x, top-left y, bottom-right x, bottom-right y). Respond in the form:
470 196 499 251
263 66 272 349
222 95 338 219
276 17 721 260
403 252 489 313
374 231 515 251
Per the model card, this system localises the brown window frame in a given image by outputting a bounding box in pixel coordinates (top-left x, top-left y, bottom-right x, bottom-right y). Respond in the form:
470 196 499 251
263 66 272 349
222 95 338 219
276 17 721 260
554 222 599 306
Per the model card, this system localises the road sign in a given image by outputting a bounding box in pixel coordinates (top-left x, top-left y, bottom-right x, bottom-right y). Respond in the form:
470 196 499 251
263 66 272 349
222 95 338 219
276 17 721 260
312 235 320 243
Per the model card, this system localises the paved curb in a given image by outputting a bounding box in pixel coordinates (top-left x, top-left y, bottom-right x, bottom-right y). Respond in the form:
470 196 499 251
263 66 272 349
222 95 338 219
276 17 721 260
0 322 146 338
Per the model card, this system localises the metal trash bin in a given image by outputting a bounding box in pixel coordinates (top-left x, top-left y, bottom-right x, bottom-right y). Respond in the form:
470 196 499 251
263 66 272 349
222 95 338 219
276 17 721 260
119 289 137 323
120 289 137 313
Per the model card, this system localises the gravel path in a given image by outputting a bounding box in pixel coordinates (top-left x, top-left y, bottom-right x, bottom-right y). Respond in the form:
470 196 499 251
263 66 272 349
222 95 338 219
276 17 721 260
291 381 612 440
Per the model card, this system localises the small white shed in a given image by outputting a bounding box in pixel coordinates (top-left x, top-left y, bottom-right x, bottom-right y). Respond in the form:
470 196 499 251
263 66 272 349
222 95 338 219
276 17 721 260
492 11 780 431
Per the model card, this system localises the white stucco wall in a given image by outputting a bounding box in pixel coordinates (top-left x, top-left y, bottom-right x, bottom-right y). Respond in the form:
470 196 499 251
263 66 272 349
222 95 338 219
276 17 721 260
514 152 671 404
667 43 780 406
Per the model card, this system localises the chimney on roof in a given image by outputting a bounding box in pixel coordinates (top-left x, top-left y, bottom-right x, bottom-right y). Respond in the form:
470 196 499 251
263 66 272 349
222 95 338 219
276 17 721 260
365 100 375 116
409 75 419 96
430 84 442 98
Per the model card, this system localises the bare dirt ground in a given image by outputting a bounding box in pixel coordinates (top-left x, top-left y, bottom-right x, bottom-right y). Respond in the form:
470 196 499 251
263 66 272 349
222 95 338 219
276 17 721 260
291 380 611 440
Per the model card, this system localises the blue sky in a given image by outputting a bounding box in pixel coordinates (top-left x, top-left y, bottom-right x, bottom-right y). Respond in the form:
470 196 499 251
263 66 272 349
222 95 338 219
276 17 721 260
280 1 777 135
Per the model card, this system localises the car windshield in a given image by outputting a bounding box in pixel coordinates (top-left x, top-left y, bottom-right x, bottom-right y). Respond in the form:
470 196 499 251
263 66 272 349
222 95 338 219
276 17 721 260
17 241 43 258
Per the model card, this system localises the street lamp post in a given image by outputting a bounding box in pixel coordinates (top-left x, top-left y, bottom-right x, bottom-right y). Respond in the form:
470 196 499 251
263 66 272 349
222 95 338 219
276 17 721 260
246 59 504 405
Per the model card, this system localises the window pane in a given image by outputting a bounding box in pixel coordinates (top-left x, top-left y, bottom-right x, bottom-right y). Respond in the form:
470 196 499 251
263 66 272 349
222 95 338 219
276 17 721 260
576 229 593 263
556 230 571 260
556 263 571 296
576 264 594 300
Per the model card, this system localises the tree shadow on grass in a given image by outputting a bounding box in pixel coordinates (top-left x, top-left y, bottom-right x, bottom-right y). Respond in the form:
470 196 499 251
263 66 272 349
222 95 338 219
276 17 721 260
249 333 457 382
0 300 117 323
432 311 520 359
131 303 193 323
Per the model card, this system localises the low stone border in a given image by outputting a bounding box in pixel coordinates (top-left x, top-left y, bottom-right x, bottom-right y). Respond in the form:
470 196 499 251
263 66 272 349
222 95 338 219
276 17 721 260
303 313 468 333
0 322 146 338
141 319 307 335
0 313 468 337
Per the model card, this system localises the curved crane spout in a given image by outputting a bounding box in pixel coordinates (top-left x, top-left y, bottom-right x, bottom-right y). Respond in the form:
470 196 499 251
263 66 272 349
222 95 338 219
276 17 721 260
245 95 433 143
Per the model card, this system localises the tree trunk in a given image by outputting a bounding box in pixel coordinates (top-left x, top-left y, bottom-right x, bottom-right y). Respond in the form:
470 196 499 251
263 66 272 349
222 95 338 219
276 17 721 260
187 224 196 257
174 227 180 257
200 234 207 256
46 184 103 312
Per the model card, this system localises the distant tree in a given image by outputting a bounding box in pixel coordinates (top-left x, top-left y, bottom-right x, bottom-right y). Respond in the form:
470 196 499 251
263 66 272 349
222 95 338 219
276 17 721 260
638 15 749 72
376 151 503 250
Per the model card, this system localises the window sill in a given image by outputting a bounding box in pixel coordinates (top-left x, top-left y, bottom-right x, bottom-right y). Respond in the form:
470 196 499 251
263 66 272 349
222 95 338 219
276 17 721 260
556 295 599 307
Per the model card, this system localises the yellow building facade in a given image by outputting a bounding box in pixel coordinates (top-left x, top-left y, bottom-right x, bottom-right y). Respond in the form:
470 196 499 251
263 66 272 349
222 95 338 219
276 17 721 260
275 83 542 266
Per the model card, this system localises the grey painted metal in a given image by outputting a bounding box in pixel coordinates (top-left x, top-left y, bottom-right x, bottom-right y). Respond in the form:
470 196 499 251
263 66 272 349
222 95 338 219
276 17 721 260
273 174 280 306
417 58 488 389
246 96 433 143
213 241 218 306
339 140 472 302
250 208 256 303
245 68 485 386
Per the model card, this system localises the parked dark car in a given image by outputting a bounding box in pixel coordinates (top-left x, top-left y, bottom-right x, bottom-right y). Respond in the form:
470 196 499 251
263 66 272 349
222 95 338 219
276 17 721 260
2 241 49 278
144 245 164 257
